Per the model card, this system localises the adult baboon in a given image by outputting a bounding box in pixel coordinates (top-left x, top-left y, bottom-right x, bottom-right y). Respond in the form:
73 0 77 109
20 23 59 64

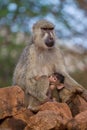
13 20 87 111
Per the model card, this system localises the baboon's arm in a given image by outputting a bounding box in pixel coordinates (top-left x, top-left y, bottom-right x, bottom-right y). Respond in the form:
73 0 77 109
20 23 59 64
25 76 49 102
55 47 87 101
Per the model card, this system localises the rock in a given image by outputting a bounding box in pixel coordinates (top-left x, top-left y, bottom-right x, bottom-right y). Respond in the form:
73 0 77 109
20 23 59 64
0 86 33 129
67 110 87 130
39 102 72 122
0 85 87 130
0 86 25 119
0 117 27 130
25 110 65 130
0 109 33 130
68 95 87 116
25 102 72 130
14 108 33 124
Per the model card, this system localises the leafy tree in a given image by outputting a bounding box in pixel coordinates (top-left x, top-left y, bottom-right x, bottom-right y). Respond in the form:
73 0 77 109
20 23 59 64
0 0 87 87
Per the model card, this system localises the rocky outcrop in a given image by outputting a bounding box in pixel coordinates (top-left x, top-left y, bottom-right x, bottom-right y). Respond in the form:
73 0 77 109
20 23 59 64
0 86 87 130
68 95 87 116
67 111 87 130
0 86 25 119
25 102 72 130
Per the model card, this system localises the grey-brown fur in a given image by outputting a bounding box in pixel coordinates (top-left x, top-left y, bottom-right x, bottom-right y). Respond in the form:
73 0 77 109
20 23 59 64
13 19 87 111
24 76 49 111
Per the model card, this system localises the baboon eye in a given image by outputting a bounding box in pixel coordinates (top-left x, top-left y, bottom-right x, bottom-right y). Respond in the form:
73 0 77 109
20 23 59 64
41 27 54 31
49 28 54 31
41 28 48 31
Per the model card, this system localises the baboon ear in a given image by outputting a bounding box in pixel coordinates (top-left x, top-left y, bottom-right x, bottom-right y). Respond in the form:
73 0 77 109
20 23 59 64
57 84 65 90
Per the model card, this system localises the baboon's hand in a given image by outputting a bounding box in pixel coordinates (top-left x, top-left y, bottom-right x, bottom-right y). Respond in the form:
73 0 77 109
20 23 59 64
40 96 52 104
35 75 48 80
34 76 41 80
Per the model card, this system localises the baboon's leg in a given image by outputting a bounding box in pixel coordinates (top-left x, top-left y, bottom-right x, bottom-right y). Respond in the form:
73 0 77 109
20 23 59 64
25 76 49 102
25 76 49 111
34 76 49 102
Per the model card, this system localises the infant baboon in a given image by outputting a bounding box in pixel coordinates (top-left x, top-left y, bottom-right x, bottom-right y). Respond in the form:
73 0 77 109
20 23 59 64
48 73 65 101
13 19 87 111
25 73 64 111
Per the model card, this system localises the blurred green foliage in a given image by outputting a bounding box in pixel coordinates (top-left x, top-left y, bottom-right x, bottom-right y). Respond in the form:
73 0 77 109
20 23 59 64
0 36 25 87
0 0 87 87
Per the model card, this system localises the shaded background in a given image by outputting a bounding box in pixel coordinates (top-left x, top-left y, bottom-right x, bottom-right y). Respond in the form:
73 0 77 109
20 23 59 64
0 0 87 88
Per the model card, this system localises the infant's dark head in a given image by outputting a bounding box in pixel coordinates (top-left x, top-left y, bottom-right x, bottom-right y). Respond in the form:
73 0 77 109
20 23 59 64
53 73 65 83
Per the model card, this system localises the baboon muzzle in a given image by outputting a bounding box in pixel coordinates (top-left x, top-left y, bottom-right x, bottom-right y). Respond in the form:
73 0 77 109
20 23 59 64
45 37 55 47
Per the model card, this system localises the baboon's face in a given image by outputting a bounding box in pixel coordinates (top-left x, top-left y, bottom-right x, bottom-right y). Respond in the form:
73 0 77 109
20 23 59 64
33 20 56 49
41 27 55 47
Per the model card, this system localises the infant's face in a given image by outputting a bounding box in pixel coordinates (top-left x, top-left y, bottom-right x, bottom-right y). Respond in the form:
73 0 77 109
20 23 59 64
49 75 57 83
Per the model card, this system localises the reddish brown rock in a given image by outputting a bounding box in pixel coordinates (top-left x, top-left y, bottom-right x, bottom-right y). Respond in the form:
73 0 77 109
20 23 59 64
0 117 27 130
14 108 33 124
0 86 25 119
39 102 72 122
25 102 72 130
67 110 87 130
25 110 66 130
68 95 87 116
0 109 33 130
0 85 87 130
